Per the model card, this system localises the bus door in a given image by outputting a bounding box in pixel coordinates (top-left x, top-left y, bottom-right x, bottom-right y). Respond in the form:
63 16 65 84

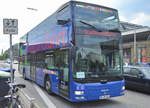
30 53 37 82
30 63 36 81
55 50 69 97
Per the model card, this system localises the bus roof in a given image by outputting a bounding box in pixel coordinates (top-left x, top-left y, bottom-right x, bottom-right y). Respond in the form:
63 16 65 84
20 1 118 41
70 1 118 11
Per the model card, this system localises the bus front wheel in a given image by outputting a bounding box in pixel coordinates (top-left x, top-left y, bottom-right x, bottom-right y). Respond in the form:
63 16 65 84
45 76 53 94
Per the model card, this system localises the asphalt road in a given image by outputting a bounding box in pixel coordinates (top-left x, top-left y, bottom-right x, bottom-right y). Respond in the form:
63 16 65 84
16 77 150 108
1 61 150 108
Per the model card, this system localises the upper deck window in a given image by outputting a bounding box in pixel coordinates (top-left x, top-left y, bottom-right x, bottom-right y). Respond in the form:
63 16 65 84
74 3 120 31
57 5 69 13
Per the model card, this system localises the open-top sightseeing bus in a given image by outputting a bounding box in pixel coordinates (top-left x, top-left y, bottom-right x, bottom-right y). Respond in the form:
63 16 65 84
19 1 125 102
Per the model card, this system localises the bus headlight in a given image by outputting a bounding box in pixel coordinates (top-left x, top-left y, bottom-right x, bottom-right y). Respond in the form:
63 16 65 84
122 86 125 90
74 91 84 95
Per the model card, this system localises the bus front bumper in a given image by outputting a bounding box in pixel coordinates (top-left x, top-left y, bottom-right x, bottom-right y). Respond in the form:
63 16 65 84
70 80 125 102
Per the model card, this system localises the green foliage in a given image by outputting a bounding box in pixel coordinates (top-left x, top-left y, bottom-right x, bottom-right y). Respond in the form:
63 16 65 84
0 53 9 60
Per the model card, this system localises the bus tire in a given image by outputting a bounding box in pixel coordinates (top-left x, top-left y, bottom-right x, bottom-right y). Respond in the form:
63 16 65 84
45 76 53 94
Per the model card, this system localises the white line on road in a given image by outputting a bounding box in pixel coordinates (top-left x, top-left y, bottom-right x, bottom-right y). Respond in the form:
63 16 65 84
33 84 56 108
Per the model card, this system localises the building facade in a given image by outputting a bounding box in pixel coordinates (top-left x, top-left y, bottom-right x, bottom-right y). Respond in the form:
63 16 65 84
121 22 150 64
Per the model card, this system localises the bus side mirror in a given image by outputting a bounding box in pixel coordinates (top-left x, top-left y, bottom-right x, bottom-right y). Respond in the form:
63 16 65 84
57 19 70 25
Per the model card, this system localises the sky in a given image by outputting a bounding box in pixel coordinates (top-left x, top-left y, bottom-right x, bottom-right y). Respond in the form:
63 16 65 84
0 0 150 53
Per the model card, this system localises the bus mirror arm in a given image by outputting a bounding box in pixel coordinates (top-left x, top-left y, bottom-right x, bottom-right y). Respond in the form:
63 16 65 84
71 47 77 59
70 40 75 46
57 19 70 25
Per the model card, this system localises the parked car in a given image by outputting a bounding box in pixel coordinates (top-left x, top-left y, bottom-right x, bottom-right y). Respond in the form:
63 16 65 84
6 59 11 64
13 60 18 64
0 70 10 102
123 66 150 93
0 68 15 73
135 62 150 67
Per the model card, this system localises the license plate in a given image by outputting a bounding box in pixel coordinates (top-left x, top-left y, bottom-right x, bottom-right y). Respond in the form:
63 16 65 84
99 95 110 99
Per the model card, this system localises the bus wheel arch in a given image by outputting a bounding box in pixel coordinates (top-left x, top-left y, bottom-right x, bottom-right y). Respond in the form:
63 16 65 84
44 74 53 94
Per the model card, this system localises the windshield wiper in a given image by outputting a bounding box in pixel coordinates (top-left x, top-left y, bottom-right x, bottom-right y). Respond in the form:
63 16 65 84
79 20 102 32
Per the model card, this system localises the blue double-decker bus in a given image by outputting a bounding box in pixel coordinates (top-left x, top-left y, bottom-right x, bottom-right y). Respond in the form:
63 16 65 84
19 1 125 102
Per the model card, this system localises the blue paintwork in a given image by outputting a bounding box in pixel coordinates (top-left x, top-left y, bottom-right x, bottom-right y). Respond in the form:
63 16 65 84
35 68 45 87
69 80 125 102
23 65 125 102
49 70 59 94
34 68 59 94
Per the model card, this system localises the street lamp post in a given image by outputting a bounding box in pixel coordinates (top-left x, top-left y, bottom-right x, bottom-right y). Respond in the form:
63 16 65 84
134 29 136 64
147 34 150 62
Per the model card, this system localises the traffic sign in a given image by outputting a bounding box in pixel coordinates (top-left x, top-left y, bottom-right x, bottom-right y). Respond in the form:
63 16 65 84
3 19 18 34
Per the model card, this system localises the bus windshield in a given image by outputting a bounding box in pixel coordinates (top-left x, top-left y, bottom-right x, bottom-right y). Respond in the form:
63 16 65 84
74 3 120 31
74 35 122 80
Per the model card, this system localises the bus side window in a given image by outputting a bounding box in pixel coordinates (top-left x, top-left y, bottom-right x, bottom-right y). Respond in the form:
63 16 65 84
55 51 68 68
54 52 61 68
45 54 54 69
56 4 71 24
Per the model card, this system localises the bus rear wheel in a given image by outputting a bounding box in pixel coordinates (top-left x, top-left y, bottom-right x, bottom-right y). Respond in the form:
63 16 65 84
45 76 53 94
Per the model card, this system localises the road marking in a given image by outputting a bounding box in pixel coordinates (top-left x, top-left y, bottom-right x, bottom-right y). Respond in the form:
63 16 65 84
33 84 56 108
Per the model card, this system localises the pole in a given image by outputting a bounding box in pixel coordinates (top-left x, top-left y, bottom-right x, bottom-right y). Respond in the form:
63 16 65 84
9 34 14 107
134 29 136 64
10 34 14 83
